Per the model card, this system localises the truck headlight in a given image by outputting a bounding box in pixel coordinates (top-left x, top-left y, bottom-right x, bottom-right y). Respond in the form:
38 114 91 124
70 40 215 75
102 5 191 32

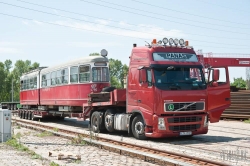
158 118 166 130
204 115 209 127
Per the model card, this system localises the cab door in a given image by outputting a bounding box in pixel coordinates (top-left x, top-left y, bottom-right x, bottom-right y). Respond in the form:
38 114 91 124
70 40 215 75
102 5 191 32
207 67 231 123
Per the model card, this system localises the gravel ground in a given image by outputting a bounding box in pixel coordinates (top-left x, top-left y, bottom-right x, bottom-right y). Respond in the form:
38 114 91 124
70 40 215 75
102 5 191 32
14 117 250 166
0 125 158 166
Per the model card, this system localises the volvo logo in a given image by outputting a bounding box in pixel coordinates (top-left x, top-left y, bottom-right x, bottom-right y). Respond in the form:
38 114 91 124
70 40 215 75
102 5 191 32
168 104 174 111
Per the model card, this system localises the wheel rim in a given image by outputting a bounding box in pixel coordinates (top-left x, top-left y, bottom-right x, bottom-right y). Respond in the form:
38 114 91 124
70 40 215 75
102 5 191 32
135 121 144 134
92 116 98 131
105 115 113 127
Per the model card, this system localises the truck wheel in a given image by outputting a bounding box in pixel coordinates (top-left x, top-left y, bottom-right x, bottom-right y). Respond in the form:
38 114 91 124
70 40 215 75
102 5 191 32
29 112 32 120
91 111 101 133
101 86 116 92
104 109 115 132
25 112 29 119
132 115 147 140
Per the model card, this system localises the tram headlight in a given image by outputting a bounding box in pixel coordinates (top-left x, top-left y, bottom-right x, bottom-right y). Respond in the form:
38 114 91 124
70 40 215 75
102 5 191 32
174 38 179 46
169 38 174 45
162 38 168 45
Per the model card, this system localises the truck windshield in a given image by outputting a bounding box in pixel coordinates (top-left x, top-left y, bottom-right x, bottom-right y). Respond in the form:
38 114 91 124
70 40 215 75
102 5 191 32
153 66 206 90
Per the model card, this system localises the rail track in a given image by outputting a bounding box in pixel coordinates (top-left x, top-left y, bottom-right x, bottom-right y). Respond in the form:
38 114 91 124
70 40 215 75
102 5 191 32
12 118 228 166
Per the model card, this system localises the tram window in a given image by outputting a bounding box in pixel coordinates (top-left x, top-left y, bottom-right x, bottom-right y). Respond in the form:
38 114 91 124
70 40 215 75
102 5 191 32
29 78 34 89
51 71 56 85
62 68 69 84
42 75 46 87
23 80 26 90
79 65 90 82
26 79 30 89
70 66 78 83
21 80 23 90
92 67 109 82
46 73 51 86
34 77 37 88
56 70 62 85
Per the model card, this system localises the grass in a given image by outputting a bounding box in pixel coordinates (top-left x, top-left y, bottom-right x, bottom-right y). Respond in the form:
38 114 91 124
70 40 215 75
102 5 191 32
36 131 53 137
6 134 59 165
71 134 86 145
74 160 81 164
5 137 28 152
50 161 60 166
52 128 59 132
244 119 250 123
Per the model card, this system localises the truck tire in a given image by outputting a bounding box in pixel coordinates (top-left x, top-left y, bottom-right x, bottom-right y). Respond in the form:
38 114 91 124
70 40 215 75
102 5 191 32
101 86 116 92
20 111 23 119
91 111 101 133
104 109 115 132
131 115 147 140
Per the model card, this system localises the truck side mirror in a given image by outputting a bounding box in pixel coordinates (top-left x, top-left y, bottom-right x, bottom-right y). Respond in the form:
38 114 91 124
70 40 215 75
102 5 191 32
212 69 219 81
139 69 147 83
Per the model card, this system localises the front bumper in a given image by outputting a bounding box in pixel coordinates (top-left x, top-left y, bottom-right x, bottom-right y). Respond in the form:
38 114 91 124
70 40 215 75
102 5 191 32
145 113 208 138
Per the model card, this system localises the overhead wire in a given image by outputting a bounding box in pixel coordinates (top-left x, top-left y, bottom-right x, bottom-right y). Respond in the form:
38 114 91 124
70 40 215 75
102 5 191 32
14 0 250 41
78 0 250 35
193 0 249 13
0 12 249 50
0 1 249 46
93 0 249 29
131 0 250 25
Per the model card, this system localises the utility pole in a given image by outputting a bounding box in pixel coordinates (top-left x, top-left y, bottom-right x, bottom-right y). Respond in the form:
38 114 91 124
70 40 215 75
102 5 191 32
11 79 13 102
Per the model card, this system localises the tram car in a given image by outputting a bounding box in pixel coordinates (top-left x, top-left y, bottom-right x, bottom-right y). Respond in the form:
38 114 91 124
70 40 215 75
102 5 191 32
19 50 110 119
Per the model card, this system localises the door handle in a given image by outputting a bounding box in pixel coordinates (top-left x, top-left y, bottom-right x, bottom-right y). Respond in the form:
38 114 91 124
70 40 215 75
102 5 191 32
138 100 141 103
225 98 230 101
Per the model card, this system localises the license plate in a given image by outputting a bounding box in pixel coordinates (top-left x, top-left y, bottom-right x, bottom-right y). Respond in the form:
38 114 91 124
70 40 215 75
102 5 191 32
180 131 192 136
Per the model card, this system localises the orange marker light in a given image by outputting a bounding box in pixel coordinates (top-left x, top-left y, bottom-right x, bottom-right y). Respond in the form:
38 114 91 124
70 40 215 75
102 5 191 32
185 41 189 46
152 39 157 44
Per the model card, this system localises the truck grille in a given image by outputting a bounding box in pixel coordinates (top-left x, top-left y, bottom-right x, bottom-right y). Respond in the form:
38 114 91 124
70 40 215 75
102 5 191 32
165 102 204 112
167 116 202 123
169 124 201 131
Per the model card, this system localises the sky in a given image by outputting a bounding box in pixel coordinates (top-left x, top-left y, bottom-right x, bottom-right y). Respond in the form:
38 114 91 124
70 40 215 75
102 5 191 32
0 0 250 82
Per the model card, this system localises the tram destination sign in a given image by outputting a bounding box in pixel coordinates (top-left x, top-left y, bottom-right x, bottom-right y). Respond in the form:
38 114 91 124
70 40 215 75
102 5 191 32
153 53 198 62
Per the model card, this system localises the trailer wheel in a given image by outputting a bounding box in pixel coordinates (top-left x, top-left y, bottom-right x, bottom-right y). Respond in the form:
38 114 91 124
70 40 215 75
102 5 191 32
104 109 115 132
20 111 23 118
131 115 146 140
29 112 32 120
25 112 29 119
91 111 101 133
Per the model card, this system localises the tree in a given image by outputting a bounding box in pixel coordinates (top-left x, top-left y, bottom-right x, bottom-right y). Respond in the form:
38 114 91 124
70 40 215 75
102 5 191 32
230 77 246 89
89 53 100 56
109 58 128 88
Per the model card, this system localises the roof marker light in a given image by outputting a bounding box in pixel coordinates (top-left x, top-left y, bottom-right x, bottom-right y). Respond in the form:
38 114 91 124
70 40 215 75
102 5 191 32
174 38 178 46
169 38 174 45
158 40 162 44
152 39 157 44
179 39 185 46
162 38 168 45
185 41 189 46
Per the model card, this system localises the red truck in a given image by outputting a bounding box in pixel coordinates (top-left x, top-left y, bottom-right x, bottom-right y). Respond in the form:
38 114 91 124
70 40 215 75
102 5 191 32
85 38 231 139
19 37 231 140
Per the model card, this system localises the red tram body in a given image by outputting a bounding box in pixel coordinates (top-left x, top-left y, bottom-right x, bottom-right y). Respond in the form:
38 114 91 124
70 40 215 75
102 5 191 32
20 55 110 117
